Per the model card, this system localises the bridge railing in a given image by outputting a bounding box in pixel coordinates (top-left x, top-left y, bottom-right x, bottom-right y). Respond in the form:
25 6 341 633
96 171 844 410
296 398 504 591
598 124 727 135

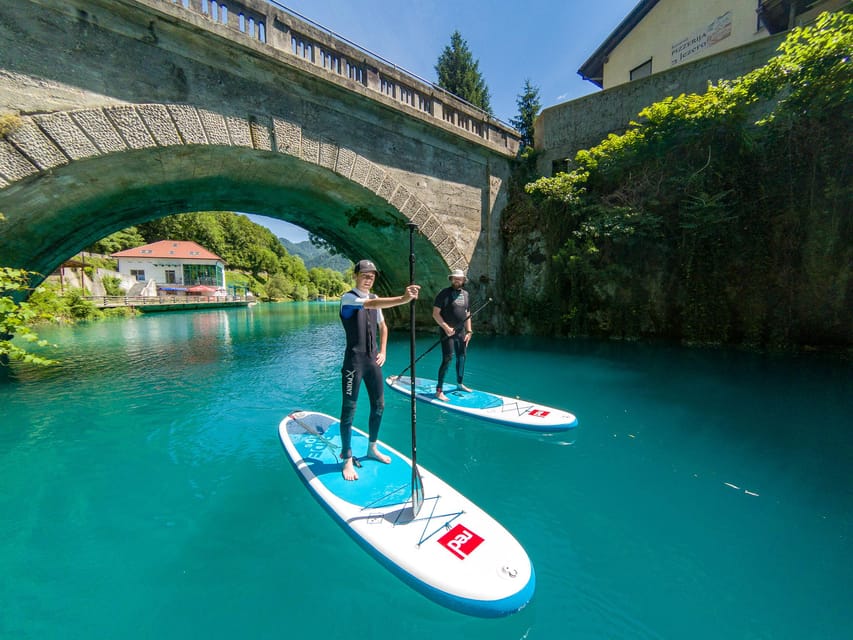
160 0 519 155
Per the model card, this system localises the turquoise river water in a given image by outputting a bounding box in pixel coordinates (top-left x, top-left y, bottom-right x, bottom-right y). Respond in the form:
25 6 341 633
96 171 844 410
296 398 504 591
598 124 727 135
1 302 851 639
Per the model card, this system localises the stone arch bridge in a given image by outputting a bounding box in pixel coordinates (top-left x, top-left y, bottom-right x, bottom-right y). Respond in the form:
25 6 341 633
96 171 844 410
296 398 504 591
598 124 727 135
0 0 519 301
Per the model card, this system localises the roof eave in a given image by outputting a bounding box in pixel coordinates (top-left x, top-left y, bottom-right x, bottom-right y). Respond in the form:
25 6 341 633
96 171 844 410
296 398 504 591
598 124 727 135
577 0 661 87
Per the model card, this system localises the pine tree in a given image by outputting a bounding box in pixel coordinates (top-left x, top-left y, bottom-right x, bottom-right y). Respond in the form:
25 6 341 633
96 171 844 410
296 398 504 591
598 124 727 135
435 31 492 115
510 79 541 150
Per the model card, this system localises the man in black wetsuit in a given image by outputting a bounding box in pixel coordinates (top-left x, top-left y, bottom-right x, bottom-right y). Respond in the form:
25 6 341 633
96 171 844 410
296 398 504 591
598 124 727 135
338 259 420 481
432 268 472 401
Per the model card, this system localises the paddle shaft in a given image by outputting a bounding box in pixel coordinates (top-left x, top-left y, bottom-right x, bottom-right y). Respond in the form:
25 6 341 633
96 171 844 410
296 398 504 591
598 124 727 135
408 223 417 468
394 297 492 380
407 223 424 516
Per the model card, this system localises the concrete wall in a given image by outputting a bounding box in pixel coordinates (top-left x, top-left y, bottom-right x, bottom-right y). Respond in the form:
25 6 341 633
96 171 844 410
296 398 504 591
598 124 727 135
535 33 785 176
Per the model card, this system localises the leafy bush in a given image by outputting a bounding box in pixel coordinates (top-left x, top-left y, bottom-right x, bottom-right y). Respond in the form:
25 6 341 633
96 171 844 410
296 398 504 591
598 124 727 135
102 275 124 296
0 267 57 366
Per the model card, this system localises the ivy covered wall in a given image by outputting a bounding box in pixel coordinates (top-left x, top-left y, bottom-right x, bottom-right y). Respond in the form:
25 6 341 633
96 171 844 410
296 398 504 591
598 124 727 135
499 11 852 351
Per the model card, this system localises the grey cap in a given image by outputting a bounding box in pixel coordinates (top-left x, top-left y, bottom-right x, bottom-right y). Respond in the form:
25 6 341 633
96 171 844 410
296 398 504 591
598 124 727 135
354 259 378 274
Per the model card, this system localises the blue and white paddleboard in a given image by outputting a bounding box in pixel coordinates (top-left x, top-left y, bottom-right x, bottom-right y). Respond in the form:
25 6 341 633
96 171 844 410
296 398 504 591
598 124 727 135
386 375 578 432
278 411 534 617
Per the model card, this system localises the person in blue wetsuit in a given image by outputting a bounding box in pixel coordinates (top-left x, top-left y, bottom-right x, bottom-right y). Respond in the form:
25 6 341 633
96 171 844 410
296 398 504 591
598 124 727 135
339 259 420 481
432 268 472 401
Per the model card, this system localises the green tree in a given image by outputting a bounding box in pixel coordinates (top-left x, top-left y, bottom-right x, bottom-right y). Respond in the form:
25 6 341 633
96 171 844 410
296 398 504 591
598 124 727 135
247 246 281 278
266 273 293 300
87 227 146 254
435 31 492 115
278 252 310 286
308 267 349 297
1 212 55 366
101 275 124 296
510 79 541 150
0 268 56 366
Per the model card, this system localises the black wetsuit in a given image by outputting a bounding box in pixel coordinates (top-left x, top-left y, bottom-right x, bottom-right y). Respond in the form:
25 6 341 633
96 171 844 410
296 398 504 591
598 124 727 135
434 286 470 392
338 289 384 460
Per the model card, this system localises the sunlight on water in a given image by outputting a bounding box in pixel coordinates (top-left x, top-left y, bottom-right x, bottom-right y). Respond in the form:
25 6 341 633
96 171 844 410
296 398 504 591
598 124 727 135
1 303 851 640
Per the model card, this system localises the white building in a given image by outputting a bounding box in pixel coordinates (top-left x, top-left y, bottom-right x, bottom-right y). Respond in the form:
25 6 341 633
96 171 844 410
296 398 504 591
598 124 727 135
112 240 226 295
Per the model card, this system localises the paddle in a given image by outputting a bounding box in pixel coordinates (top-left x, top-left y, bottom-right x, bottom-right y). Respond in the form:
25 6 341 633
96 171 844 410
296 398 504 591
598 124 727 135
407 222 424 517
287 412 340 454
393 296 492 380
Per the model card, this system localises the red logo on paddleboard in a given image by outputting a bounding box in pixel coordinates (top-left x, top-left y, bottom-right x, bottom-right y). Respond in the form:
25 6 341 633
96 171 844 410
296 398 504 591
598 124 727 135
528 409 551 418
438 524 484 560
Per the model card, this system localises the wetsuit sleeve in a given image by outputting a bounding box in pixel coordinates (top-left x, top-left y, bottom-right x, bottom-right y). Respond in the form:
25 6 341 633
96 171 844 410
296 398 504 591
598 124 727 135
340 290 367 320
341 291 383 327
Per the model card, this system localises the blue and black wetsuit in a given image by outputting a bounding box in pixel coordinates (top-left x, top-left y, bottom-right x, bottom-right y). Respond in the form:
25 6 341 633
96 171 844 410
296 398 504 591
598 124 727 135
339 288 385 461
434 286 470 392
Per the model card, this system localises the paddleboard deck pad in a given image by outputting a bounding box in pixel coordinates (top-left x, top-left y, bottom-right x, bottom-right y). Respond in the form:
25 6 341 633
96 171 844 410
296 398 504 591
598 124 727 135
386 376 578 432
278 411 534 617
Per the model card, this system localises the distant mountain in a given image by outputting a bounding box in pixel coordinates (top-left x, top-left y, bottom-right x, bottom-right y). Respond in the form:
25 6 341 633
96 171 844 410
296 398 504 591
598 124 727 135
279 237 352 273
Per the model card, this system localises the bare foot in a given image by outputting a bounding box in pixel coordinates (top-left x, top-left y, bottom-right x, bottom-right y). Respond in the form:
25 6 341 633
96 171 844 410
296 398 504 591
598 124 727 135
457 383 472 392
342 457 358 481
436 391 449 401
367 442 391 464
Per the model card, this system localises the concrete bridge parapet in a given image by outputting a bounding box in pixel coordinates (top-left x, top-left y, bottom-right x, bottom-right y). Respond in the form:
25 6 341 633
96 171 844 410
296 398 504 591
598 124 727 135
154 0 519 157
0 0 517 301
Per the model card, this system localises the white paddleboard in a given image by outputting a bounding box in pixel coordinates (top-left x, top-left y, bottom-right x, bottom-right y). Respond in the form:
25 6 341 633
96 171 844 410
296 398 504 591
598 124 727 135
386 375 578 432
278 411 535 617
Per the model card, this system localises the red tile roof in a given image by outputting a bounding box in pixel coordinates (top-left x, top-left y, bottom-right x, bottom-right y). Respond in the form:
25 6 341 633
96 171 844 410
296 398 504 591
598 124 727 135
111 240 223 261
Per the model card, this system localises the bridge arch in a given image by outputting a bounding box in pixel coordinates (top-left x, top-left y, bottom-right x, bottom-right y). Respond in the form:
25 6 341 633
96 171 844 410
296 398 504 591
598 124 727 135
0 103 460 293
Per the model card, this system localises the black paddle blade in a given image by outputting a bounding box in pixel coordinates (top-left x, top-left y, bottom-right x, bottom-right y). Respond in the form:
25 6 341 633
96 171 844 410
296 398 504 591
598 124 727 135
411 465 424 517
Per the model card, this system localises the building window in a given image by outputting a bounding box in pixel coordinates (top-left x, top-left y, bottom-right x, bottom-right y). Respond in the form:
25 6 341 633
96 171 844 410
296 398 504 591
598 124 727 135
183 264 220 286
630 59 653 81
165 270 176 284
130 269 146 282
757 0 801 34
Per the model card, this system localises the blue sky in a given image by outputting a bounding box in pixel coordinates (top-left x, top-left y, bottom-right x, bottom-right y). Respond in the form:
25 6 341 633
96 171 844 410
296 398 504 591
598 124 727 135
250 0 641 241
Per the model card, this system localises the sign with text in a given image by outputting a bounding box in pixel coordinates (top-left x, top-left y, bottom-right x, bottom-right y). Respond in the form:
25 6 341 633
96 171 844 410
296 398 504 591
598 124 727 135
671 12 733 66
